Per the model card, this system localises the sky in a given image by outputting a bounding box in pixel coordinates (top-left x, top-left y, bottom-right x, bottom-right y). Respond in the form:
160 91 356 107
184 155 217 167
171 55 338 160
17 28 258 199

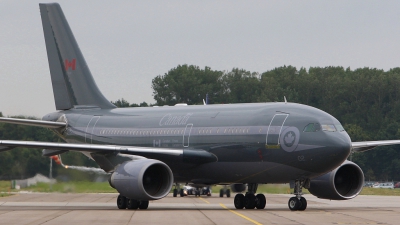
1 0 400 117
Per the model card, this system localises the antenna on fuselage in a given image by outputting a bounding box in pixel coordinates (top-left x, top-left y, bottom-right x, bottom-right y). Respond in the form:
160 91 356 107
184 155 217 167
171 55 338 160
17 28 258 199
284 96 287 104
203 93 209 105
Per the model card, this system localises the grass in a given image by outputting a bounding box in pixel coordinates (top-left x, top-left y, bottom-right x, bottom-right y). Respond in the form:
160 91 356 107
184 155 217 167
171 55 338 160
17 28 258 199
360 187 400 196
0 180 13 197
20 181 117 193
1 181 400 196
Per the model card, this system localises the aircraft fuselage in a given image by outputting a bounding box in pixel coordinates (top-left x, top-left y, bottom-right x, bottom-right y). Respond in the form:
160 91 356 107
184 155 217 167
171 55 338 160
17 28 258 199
44 102 351 185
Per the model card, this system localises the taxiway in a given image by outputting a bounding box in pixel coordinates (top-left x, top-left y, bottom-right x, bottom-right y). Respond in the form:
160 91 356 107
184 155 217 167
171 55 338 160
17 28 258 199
0 192 399 224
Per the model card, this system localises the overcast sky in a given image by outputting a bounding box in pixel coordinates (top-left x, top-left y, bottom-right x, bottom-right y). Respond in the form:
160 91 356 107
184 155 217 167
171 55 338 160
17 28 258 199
1 0 400 117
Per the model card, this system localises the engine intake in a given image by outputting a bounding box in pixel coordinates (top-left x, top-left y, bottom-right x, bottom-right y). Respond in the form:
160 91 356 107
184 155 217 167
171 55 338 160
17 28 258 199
308 160 364 200
110 159 173 200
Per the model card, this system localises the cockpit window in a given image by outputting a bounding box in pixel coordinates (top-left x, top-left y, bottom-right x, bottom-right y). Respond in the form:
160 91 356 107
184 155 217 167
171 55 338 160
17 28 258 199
335 124 345 132
321 124 336 132
303 123 321 132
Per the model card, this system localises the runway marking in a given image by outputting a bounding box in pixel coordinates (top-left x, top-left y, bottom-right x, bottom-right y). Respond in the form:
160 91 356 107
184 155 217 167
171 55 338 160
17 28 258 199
199 197 210 204
219 203 262 225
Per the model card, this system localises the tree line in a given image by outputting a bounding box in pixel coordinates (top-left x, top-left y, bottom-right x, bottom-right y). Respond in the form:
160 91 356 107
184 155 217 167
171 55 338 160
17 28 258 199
152 65 400 181
1 65 400 181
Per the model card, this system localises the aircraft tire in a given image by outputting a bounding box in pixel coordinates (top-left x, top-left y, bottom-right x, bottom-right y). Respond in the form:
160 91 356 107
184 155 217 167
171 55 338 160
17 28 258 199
298 197 307 211
288 197 301 211
173 189 178 197
244 193 256 209
127 199 139 210
234 194 245 209
117 195 127 209
139 200 149 209
219 189 224 197
226 189 231 197
180 189 184 197
255 194 266 209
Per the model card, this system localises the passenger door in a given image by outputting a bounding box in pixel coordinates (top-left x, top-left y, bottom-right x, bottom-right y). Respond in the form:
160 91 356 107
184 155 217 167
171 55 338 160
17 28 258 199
266 114 288 149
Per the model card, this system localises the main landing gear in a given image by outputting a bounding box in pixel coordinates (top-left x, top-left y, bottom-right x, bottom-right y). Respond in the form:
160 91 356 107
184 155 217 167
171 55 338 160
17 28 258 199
117 194 149 210
234 183 266 209
219 186 231 197
288 179 308 211
172 183 184 197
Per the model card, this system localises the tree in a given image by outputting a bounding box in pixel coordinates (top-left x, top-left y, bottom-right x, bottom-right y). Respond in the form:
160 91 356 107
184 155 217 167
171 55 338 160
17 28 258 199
152 65 224 105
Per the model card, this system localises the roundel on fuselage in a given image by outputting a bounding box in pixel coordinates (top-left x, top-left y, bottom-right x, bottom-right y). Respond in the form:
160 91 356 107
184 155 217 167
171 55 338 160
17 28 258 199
280 126 300 152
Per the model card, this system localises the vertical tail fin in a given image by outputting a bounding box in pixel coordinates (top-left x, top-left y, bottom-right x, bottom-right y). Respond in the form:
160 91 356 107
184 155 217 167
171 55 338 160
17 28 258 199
39 3 116 110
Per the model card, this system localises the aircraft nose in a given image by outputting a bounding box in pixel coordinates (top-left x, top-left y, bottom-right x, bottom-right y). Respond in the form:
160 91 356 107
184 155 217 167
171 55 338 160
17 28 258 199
331 132 352 161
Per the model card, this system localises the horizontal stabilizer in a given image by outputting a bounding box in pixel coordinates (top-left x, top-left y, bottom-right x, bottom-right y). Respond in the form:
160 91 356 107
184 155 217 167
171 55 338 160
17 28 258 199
0 140 218 164
0 117 66 129
0 139 182 155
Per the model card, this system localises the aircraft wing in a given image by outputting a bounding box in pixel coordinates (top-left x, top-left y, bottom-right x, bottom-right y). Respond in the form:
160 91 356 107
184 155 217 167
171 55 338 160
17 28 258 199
352 140 400 152
0 140 217 163
0 117 66 129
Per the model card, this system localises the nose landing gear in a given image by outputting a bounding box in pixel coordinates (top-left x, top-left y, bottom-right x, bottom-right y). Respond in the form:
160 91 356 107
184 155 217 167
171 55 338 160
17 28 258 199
288 179 308 211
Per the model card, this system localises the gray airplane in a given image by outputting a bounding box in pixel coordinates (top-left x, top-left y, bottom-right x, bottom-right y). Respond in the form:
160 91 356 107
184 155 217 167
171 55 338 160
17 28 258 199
1 3 400 211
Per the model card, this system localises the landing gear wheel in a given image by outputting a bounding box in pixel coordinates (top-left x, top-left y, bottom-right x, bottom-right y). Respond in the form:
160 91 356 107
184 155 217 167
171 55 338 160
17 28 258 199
255 194 266 209
127 199 139 210
219 189 224 197
117 195 127 209
298 197 307 211
234 194 245 209
288 197 301 211
244 193 256 209
173 189 178 197
226 189 231 197
138 200 149 209
180 189 184 197
195 190 200 197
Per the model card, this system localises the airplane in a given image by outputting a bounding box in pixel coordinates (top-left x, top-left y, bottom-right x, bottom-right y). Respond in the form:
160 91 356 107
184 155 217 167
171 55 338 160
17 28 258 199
1 2 400 211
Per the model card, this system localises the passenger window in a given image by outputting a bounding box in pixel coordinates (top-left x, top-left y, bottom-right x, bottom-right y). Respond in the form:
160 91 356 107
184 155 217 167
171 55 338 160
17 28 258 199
321 124 336 132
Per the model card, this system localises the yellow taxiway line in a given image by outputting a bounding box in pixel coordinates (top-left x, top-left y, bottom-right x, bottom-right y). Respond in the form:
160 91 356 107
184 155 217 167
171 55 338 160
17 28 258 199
219 203 262 225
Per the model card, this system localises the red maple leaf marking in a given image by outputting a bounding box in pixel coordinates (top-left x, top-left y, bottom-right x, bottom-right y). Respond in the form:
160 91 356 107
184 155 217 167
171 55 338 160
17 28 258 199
65 59 76 71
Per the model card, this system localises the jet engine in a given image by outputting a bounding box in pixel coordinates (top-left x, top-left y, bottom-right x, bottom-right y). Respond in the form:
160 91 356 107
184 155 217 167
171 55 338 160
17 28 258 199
308 160 364 200
110 159 173 200
230 183 247 193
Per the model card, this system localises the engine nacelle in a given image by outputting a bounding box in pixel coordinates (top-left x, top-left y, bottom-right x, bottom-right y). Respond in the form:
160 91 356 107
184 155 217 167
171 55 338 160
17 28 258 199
110 159 173 200
308 160 364 200
230 183 246 193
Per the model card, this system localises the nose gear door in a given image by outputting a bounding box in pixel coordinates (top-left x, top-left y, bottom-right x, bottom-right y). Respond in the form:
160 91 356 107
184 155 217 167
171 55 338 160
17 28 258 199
266 114 288 149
